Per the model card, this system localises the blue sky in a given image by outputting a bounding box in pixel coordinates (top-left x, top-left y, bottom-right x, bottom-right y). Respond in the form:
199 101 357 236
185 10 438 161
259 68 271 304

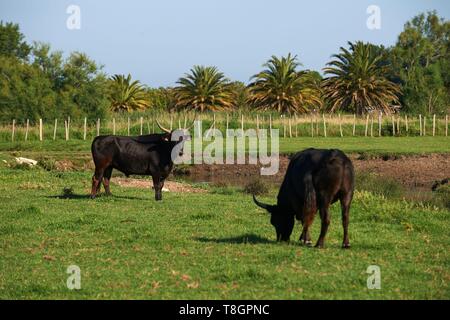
1 0 449 87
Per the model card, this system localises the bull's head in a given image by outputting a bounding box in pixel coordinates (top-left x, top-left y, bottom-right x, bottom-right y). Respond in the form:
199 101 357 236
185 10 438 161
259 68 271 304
253 195 294 242
156 119 194 158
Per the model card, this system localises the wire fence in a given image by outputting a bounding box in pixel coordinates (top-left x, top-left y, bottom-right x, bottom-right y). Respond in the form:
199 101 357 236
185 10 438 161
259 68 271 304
1 112 448 142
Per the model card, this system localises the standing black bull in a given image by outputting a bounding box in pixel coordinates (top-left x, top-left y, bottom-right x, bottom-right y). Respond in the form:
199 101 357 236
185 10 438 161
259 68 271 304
253 148 354 248
90 120 191 201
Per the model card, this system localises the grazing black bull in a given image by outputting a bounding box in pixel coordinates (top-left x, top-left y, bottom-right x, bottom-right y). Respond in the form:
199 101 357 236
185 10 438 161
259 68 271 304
90 120 191 201
253 148 354 248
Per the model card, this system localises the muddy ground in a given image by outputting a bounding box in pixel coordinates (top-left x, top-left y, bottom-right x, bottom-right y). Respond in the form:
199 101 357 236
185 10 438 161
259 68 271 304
174 154 450 190
11 152 447 191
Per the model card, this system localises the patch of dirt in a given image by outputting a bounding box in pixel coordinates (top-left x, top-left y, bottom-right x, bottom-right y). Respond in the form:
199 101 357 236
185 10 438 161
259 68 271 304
55 160 76 171
353 154 450 189
112 177 207 193
176 154 450 190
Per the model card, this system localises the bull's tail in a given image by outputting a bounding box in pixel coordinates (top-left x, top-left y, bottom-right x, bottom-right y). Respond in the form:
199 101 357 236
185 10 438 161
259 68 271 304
301 173 316 218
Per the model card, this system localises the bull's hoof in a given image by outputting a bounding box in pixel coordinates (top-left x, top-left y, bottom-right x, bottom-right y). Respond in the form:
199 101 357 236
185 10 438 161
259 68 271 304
314 243 324 249
300 240 313 247
342 243 351 249
90 194 96 199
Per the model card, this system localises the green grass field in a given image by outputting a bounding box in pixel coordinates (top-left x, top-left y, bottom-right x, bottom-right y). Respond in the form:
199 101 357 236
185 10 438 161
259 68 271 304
1 136 449 162
0 167 448 299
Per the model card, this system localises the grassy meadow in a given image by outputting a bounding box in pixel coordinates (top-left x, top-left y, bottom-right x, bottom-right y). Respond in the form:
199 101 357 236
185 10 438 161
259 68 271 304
0 166 449 299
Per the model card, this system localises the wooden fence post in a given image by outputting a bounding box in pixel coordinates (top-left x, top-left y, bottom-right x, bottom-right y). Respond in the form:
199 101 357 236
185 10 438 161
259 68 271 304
11 119 15 142
352 114 356 136
315 115 319 136
83 117 87 140
25 119 29 141
391 116 395 136
288 116 292 138
294 114 298 137
378 113 382 137
39 118 43 141
269 114 272 137
370 116 374 137
241 114 244 134
226 113 229 131
67 116 70 139
127 117 130 136
405 115 408 135
96 118 100 137
64 120 68 140
365 115 369 137
53 119 57 140
256 114 260 137
322 114 327 137
211 113 216 137
140 117 144 135
433 114 436 137
419 115 422 136
423 116 426 136
310 115 314 137
339 114 343 137
112 118 115 135
170 115 173 131
446 115 448 137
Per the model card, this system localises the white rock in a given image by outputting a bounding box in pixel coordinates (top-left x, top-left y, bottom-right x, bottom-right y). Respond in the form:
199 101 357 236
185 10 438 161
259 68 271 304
15 157 38 166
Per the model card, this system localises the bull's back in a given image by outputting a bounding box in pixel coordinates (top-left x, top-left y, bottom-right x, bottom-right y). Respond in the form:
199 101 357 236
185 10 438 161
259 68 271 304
279 148 354 208
91 135 162 175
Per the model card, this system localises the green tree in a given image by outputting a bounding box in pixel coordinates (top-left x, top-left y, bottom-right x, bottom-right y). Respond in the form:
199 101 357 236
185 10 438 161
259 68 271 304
0 21 31 60
174 65 235 111
0 55 57 121
322 41 401 115
247 54 322 113
146 87 176 110
391 11 450 114
109 74 149 112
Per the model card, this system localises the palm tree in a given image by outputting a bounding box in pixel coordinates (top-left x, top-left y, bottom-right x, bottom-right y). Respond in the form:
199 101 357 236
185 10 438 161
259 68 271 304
109 74 149 112
174 66 234 111
322 41 401 115
247 54 322 113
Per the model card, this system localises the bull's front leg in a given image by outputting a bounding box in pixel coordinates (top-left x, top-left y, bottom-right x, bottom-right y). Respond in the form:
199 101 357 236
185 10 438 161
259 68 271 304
151 175 164 201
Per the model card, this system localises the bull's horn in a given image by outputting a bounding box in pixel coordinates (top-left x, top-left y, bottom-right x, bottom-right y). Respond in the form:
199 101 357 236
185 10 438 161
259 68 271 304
253 195 273 211
156 119 171 133
185 118 196 131
208 119 215 131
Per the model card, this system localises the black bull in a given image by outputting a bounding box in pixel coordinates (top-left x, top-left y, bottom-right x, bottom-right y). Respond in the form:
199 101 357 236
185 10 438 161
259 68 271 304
253 148 355 248
90 129 189 201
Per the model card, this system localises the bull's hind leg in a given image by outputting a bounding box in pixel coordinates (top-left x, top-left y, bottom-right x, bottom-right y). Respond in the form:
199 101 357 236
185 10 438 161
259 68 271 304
90 167 104 199
340 191 352 249
102 166 113 196
315 199 331 248
299 213 315 246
